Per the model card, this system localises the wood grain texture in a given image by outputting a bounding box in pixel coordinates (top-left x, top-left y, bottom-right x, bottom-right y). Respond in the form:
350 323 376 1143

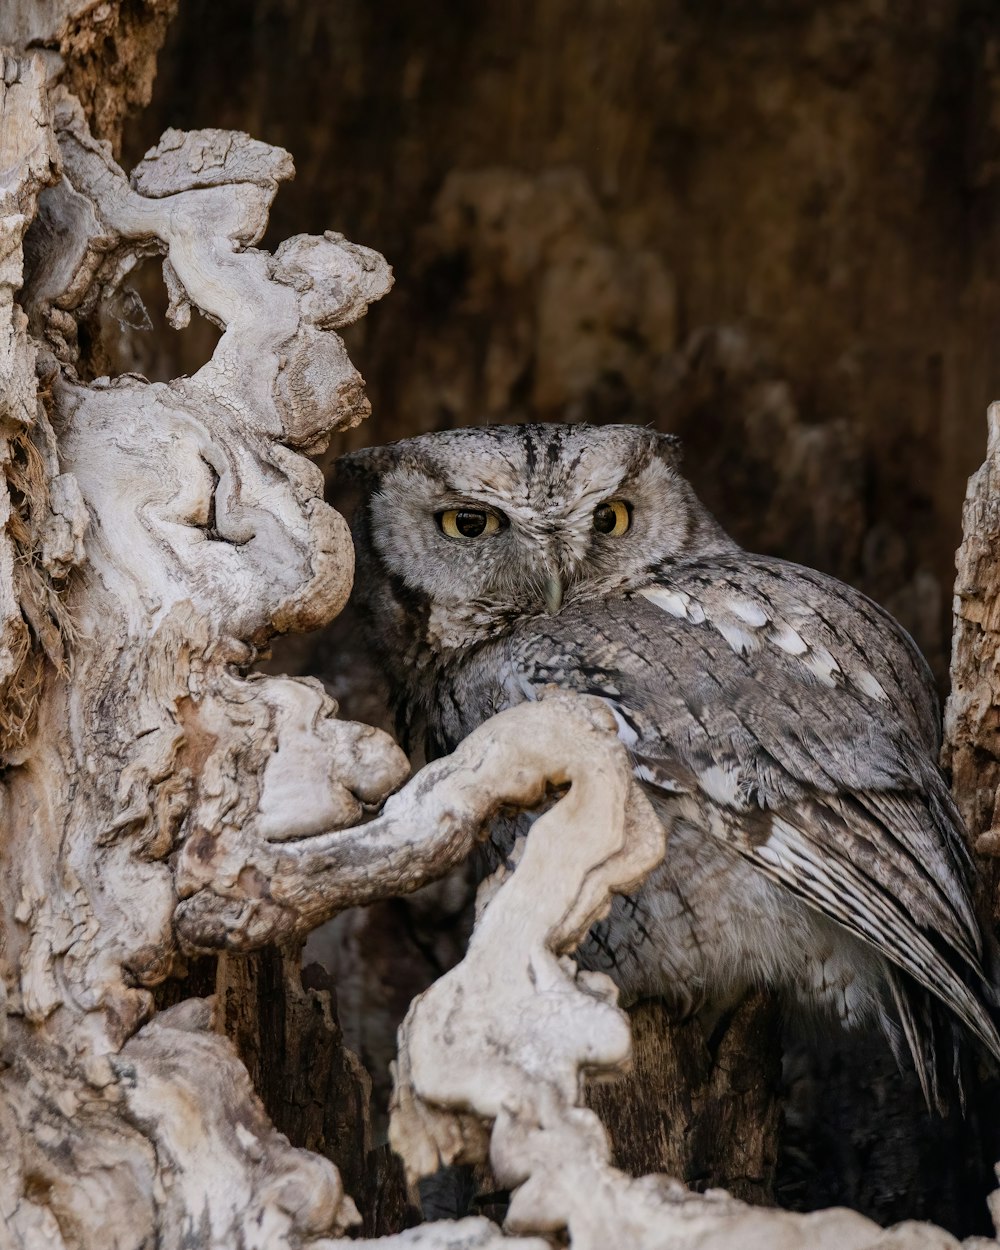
944 405 1000 885
587 995 782 1205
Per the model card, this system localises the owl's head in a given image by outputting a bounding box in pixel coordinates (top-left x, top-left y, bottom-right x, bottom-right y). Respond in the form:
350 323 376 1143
338 423 733 655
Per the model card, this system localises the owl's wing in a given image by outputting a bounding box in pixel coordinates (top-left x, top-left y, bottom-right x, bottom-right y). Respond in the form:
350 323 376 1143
506 565 999 1088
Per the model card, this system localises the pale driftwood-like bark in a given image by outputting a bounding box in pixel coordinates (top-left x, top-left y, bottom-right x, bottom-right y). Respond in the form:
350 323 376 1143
0 1 178 152
0 35 543 1249
944 404 1000 883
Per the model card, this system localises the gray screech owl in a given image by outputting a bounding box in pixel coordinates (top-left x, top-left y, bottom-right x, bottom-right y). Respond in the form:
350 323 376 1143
339 422 1000 1109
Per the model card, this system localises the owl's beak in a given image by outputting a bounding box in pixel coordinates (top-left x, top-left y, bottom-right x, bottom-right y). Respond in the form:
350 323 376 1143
543 573 564 615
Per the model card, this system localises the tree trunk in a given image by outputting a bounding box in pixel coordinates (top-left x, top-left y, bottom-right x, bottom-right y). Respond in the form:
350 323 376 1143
944 404 1000 900
213 946 416 1237
587 995 782 1205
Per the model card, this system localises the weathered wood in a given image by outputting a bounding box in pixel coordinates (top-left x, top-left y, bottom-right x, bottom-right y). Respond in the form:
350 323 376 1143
0 25 540 1246
587 994 781 1205
216 947 416 1237
0 0 178 152
944 404 1000 898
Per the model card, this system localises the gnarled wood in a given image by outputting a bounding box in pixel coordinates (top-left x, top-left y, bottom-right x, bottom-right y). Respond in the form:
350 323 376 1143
1 33 537 1247
944 404 1000 883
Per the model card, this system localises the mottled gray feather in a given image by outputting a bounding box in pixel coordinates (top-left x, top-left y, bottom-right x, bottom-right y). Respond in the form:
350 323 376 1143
340 422 1000 1109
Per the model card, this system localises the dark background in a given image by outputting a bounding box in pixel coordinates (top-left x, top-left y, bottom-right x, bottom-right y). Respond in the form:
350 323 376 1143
123 1 1000 1233
126 0 1000 685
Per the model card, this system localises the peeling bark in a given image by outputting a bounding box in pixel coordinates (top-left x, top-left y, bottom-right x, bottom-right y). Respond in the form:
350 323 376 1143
1 1 178 153
944 404 1000 884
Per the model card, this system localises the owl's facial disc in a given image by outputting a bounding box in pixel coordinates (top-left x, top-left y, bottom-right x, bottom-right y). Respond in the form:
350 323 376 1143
371 465 668 624
351 424 733 645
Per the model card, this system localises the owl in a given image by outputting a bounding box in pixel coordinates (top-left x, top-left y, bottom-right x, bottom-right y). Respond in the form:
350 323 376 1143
339 422 1000 1109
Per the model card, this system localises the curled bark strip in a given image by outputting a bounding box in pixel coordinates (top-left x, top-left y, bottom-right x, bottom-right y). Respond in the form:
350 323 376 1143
388 704 987 1249
174 693 661 951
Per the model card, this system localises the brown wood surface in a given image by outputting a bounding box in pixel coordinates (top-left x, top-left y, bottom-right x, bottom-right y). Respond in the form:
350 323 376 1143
217 947 417 1237
587 994 782 1205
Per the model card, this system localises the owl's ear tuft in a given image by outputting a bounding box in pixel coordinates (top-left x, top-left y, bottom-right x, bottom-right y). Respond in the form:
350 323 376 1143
335 445 400 489
652 430 684 468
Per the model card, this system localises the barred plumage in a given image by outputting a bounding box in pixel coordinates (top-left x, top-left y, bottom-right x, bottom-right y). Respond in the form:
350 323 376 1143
340 422 1000 1109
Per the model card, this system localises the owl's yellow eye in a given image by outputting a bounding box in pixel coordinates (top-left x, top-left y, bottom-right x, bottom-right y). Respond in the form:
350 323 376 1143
438 508 501 539
593 500 631 536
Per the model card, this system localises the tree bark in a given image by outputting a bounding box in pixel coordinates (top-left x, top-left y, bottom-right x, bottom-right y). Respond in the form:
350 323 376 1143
944 404 1000 900
215 946 416 1238
587 995 782 1205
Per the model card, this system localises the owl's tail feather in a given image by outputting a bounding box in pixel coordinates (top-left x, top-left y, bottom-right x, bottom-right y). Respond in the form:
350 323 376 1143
882 964 1000 1115
884 967 958 1114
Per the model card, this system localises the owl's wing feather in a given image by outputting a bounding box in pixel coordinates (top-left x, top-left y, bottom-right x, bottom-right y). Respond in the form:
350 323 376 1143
508 572 1000 1074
